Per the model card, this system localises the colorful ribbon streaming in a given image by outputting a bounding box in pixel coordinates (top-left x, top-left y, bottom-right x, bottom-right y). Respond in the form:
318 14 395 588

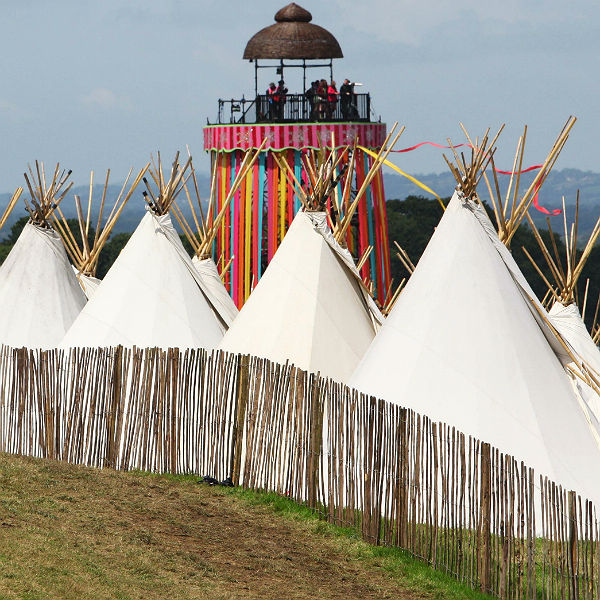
387 141 561 215
531 179 561 216
358 146 445 210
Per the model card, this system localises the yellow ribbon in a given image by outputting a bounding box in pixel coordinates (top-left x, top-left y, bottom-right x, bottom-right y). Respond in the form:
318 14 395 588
358 146 446 210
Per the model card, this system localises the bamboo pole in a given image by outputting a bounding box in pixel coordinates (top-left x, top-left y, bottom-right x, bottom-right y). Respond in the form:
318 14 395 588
0 188 23 233
83 164 149 274
356 245 373 271
393 241 416 275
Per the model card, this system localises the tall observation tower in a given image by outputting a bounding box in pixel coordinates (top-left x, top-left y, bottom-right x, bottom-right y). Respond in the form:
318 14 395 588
203 3 391 307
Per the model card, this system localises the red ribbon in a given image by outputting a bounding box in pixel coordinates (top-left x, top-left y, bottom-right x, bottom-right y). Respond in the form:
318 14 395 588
494 164 543 175
531 178 561 216
391 141 471 153
390 141 560 215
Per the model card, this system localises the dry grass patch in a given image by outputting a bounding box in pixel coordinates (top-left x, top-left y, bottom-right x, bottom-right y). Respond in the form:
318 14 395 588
0 455 490 599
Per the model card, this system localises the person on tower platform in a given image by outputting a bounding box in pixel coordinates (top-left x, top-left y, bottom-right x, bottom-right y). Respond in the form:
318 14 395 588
317 79 328 120
340 79 355 120
327 80 338 119
305 80 319 120
275 79 288 120
267 82 277 120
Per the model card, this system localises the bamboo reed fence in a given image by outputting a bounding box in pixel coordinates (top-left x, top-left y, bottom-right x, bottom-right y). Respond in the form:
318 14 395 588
0 345 597 599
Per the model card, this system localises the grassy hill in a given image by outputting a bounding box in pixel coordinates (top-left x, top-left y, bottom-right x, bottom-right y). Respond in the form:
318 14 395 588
0 455 492 599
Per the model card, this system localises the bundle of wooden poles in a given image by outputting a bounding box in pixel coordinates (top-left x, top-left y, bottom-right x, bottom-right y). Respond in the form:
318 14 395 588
272 123 403 305
142 151 194 216
522 193 600 311
22 162 74 227
171 140 267 270
440 117 578 252
53 165 148 278
274 123 403 246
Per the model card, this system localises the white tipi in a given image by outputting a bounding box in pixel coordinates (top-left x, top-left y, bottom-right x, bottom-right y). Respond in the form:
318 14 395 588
0 165 87 348
220 209 383 382
523 201 600 423
349 189 600 505
169 145 268 328
61 153 226 349
218 134 403 382
549 301 600 421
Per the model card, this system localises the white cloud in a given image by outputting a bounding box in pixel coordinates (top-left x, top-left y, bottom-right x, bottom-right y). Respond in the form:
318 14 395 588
82 88 132 110
329 0 598 46
0 100 30 122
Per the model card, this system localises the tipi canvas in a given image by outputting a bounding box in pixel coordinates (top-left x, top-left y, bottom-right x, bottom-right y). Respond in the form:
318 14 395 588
192 255 238 326
71 266 101 299
0 222 87 348
219 210 383 382
548 301 600 423
61 211 225 349
350 191 600 505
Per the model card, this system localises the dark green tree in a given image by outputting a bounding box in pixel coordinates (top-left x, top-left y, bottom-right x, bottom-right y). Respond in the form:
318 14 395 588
3 217 29 245
95 233 132 279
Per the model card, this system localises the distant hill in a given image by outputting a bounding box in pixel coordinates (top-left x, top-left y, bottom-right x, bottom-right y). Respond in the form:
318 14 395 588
384 168 600 236
0 168 598 239
0 174 213 239
383 168 600 205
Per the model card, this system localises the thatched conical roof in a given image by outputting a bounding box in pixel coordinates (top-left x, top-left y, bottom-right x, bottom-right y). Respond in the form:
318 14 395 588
243 3 343 60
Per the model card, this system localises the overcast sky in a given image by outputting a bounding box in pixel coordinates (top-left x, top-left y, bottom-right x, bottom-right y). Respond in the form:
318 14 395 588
1 0 599 191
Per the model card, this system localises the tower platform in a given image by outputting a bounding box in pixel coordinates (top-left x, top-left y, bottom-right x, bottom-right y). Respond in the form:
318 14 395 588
202 3 392 308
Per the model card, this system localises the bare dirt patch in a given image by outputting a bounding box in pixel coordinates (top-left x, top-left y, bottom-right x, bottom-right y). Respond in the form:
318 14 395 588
0 455 480 599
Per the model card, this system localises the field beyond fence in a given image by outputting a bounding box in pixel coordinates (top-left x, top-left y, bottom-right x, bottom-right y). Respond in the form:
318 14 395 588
0 346 597 599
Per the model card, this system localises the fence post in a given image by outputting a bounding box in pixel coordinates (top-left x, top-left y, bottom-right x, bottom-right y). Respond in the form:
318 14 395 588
479 442 491 594
105 345 123 469
568 490 578 599
397 407 408 548
307 374 323 510
41 350 55 460
527 467 536 600
371 398 384 545
231 354 249 485
19 349 29 456
169 348 179 474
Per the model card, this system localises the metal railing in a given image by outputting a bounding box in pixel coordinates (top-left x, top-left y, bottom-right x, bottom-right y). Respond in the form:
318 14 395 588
211 93 372 125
